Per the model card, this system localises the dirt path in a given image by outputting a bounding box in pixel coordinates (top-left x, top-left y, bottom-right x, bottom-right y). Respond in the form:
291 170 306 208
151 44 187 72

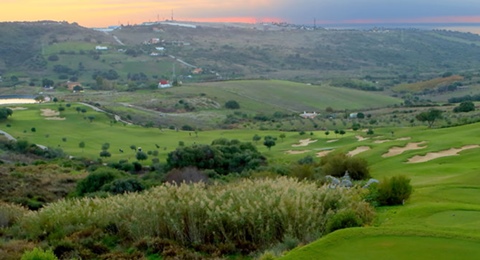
382 141 427 157
408 145 479 163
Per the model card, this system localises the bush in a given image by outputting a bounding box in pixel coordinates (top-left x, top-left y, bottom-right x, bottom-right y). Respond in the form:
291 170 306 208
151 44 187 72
76 168 122 196
19 178 375 256
325 209 363 233
21 247 58 260
225 100 240 109
320 152 370 180
102 178 145 195
453 101 475 113
0 201 29 228
375 175 413 206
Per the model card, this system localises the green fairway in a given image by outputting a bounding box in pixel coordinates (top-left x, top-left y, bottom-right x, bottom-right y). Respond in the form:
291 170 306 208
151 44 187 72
283 228 480 260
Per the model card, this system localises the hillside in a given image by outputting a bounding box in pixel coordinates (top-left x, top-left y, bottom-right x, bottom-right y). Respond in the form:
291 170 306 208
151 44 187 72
3 22 480 95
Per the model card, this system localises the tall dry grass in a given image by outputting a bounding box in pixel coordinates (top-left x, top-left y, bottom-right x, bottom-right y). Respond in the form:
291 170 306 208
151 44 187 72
18 178 374 250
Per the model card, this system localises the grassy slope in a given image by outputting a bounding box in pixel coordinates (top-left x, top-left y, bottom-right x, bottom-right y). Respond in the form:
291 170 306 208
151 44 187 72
282 123 480 259
170 80 402 112
4 101 480 259
392 75 463 93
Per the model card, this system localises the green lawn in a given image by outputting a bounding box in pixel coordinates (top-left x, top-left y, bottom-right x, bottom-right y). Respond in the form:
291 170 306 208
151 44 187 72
282 120 480 259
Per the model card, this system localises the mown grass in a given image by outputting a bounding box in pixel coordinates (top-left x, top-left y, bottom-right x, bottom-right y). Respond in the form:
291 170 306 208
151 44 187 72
282 120 480 259
282 227 480 260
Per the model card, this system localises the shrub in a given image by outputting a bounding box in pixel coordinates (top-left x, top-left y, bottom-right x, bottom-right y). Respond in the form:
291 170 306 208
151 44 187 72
325 209 363 233
21 247 58 260
320 152 370 180
19 178 374 255
102 178 145 195
76 168 122 196
376 175 413 206
225 100 240 109
0 201 29 228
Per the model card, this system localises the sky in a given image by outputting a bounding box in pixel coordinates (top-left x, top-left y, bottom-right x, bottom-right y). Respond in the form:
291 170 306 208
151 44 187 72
2 0 480 27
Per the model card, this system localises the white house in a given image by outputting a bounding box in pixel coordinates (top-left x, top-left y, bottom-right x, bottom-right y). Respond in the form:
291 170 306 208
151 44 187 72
95 46 108 50
158 80 171 88
300 111 318 119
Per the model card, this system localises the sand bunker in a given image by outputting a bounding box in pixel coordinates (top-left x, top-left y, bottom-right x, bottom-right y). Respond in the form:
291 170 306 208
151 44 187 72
8 107 28 110
348 146 370 156
408 145 479 163
327 139 338 143
0 99 37 105
41 109 60 117
356 135 369 141
316 150 333 157
45 117 66 120
285 150 310 155
292 138 318 147
396 137 411 141
382 141 427 158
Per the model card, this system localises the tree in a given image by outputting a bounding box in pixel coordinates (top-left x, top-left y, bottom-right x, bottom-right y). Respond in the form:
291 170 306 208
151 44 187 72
339 130 346 137
73 85 84 92
279 133 286 142
136 151 148 161
101 143 110 151
357 112 365 119
415 109 443 128
99 150 111 158
263 136 277 150
252 134 262 144
42 78 54 88
453 101 475 113
352 123 361 131
88 116 95 122
52 97 58 103
130 145 136 152
79 141 85 152
325 130 330 139
166 139 266 175
0 107 13 120
225 100 240 109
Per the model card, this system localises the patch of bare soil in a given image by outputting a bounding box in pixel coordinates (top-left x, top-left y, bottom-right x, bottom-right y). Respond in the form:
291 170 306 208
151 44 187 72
292 139 318 147
285 150 310 155
347 146 370 156
316 150 333 157
408 145 479 163
382 141 427 158
41 109 60 117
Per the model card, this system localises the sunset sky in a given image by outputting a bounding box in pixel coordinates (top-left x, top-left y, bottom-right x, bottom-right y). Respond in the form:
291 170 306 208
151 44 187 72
2 0 480 27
